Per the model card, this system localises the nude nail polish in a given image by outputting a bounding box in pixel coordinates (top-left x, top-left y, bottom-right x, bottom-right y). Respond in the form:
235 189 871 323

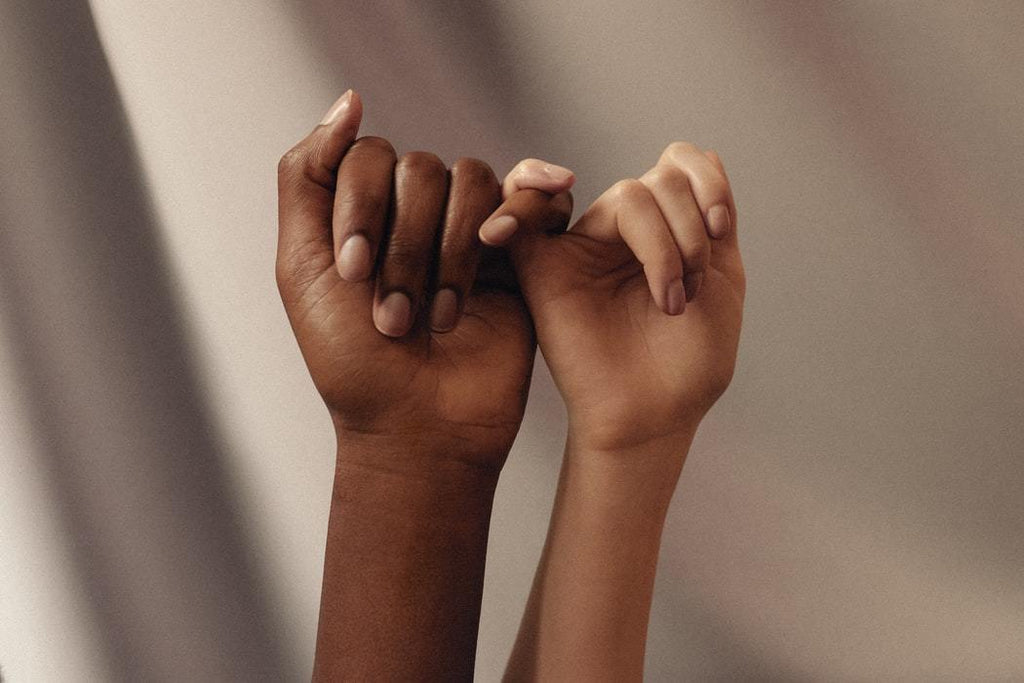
708 205 731 239
337 233 371 281
479 215 518 246
374 292 411 337
542 163 575 183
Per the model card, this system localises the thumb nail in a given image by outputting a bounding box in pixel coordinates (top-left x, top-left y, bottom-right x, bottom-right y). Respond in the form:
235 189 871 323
320 89 354 126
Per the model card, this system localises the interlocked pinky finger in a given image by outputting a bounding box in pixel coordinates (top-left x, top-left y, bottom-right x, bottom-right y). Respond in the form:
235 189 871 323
478 159 576 246
502 158 575 199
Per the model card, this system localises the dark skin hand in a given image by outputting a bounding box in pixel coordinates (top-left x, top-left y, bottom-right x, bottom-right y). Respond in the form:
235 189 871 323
276 90 573 680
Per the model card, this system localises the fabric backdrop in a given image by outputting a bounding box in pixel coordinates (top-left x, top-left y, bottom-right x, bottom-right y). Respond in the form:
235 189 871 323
2 1 1022 680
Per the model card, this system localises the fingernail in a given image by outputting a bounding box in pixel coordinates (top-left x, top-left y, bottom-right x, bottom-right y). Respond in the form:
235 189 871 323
708 204 731 239
541 163 575 183
666 278 686 315
683 272 703 302
374 291 411 337
337 233 372 281
320 89 354 126
430 288 459 332
479 215 518 246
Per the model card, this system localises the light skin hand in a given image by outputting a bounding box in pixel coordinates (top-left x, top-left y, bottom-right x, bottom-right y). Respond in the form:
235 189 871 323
480 143 745 453
489 146 745 682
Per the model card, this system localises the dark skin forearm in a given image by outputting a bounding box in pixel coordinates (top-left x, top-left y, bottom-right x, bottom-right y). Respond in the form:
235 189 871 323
313 437 501 681
278 90 574 679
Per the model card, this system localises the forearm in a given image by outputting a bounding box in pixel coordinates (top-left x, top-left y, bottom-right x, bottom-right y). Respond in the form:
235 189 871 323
505 427 697 682
314 436 503 681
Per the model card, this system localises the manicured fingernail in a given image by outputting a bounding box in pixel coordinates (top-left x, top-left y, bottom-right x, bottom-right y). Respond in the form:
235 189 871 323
666 278 686 315
430 288 459 332
708 204 731 239
479 215 518 246
337 233 371 281
320 89 353 126
374 291 411 337
683 272 703 302
541 163 575 183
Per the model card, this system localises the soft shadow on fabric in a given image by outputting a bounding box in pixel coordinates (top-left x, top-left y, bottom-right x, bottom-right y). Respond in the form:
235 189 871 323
0 0 289 678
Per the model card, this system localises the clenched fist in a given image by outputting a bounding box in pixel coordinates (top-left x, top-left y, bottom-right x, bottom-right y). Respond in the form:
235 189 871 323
276 90 574 472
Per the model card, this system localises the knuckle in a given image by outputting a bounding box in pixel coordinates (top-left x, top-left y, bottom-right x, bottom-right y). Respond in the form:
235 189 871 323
647 164 690 191
277 145 307 179
703 175 731 203
665 140 698 158
397 151 445 178
610 178 649 204
385 237 431 272
352 135 395 155
336 186 388 218
452 157 497 186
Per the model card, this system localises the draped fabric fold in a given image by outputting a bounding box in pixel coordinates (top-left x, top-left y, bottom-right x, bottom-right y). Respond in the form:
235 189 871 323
2 1 1022 679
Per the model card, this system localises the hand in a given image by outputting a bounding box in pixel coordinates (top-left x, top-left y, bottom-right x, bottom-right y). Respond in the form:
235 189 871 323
276 90 575 470
482 143 745 453
496 145 744 681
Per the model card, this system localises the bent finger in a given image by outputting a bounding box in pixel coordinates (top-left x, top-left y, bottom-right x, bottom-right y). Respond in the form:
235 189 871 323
332 136 397 282
478 188 573 247
501 158 575 200
639 164 710 302
658 141 735 240
576 179 685 315
373 151 448 338
430 158 502 332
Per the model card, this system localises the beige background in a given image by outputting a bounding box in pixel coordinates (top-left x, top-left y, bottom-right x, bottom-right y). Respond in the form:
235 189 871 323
2 1 1023 680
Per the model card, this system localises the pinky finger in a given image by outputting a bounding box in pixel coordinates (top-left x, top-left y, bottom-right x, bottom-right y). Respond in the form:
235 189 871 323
502 158 575 199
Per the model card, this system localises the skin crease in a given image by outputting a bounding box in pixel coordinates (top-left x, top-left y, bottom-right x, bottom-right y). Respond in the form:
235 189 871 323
278 93 574 472
490 149 744 681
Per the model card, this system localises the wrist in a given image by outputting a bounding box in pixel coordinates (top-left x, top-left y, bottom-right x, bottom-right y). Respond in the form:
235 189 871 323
563 424 698 510
334 425 510 484
318 431 501 681
566 413 700 461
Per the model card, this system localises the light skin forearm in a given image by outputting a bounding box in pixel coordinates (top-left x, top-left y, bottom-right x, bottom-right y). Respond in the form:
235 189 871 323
505 426 698 682
313 435 503 682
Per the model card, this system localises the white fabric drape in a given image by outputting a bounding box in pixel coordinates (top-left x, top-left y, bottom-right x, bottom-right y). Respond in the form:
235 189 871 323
2 1 1022 680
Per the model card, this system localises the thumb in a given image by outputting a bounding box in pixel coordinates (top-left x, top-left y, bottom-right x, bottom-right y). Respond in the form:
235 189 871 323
276 89 363 298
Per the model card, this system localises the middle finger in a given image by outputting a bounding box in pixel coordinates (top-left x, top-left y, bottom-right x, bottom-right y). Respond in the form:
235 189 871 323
373 151 448 337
